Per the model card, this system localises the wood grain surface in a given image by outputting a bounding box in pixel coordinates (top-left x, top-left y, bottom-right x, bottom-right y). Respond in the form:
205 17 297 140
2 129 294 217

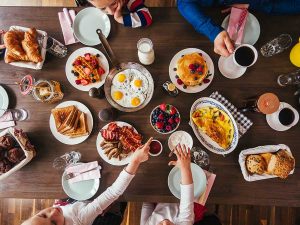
0 7 299 206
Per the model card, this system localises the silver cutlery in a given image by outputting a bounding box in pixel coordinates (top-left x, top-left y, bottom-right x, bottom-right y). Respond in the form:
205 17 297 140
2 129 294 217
65 165 101 180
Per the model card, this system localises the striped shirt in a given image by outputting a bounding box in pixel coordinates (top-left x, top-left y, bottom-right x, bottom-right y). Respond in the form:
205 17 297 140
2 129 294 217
123 0 152 28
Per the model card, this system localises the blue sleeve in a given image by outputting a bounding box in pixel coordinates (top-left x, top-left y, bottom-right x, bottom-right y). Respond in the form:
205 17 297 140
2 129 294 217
249 0 300 14
177 0 223 42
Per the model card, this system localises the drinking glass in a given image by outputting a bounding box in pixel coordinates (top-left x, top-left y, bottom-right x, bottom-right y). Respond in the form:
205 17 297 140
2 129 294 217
1 108 29 121
191 147 210 169
277 69 300 86
53 151 81 170
260 34 292 57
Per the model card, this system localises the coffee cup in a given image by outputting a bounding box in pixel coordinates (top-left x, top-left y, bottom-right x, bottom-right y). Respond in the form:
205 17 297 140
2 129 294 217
233 44 258 68
266 102 299 131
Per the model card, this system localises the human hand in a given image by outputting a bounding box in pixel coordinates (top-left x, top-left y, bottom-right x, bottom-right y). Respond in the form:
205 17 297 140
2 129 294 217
168 144 191 171
221 4 249 14
114 1 124 24
214 30 234 57
131 137 153 164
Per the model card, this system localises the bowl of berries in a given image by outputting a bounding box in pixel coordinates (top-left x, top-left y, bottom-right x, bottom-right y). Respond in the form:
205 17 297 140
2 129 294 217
150 103 181 134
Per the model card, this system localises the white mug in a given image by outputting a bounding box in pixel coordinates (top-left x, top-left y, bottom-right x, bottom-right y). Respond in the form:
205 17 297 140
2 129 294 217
266 102 299 131
233 44 258 68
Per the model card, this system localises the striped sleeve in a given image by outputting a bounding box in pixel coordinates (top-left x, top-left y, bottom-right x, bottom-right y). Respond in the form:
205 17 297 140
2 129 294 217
123 0 152 28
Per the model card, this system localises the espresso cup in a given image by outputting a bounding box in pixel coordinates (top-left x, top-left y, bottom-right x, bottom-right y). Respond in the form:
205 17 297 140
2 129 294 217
233 44 258 68
266 102 299 131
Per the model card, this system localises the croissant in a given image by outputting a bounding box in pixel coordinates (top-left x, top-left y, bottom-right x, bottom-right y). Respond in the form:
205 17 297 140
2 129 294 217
4 30 28 63
22 28 43 63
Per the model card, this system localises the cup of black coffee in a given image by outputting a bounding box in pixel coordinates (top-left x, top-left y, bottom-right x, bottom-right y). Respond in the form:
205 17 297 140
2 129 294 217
233 44 258 67
266 102 299 131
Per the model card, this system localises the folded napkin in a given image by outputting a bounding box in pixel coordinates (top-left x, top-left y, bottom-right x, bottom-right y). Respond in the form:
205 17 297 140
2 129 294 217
210 91 253 137
197 170 216 205
58 8 78 45
0 112 16 130
227 7 248 45
65 161 101 184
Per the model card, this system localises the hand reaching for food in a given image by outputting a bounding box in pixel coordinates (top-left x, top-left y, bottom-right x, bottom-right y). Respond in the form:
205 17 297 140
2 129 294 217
214 30 235 57
168 144 193 185
125 137 153 175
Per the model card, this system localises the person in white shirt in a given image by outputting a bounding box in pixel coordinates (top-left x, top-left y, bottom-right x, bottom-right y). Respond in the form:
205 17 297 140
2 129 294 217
22 137 153 225
141 144 194 225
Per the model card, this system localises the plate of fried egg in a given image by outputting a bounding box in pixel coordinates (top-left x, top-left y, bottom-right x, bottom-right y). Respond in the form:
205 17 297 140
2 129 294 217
104 62 154 112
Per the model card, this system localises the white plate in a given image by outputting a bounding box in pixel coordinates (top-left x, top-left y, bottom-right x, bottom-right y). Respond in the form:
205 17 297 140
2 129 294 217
168 130 193 151
73 7 111 46
49 100 93 145
65 47 109 92
221 13 260 45
169 48 214 93
96 121 138 166
190 97 239 155
0 85 9 117
168 163 206 199
62 164 100 201
218 55 246 79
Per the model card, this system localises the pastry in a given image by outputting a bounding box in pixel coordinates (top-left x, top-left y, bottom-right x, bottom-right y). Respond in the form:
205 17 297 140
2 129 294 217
176 52 208 86
0 159 13 174
0 147 6 161
267 150 295 179
21 28 43 63
246 155 267 175
192 107 234 149
6 147 25 164
0 135 15 149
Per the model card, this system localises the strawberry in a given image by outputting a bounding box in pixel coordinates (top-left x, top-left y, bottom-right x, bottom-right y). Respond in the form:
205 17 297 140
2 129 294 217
75 79 81 85
188 64 195 70
203 78 210 84
169 106 177 115
175 117 180 124
156 122 164 129
159 103 167 112
158 113 164 120
91 59 98 68
84 53 91 61
165 125 172 131
98 66 105 75
84 67 91 75
196 66 203 72
168 118 174 124
74 59 82 66
81 79 89 86
177 79 183 85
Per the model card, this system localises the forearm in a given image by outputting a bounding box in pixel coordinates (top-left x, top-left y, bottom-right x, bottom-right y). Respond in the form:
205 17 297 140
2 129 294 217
181 167 193 185
177 0 223 42
125 159 141 175
248 0 300 14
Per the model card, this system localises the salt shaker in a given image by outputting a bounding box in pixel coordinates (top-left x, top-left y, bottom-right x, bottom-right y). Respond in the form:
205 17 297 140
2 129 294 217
137 38 155 65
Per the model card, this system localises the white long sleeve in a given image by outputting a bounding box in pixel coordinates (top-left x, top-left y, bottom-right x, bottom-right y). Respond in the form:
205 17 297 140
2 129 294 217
141 184 194 225
61 170 134 225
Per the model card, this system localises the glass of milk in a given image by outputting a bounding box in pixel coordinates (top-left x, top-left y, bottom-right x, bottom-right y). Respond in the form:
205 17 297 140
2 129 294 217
137 38 155 65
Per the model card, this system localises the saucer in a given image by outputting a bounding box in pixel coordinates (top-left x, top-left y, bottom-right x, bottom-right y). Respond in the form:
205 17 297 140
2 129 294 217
266 102 299 131
218 56 246 79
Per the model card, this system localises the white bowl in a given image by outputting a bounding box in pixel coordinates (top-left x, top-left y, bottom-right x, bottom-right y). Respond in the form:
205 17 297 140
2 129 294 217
168 130 193 152
149 139 163 156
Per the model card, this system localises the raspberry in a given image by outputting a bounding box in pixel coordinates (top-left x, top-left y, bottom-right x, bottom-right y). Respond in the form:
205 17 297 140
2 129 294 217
188 64 195 70
84 53 91 61
159 103 167 112
165 125 172 131
203 78 210 84
168 118 174 124
177 79 183 85
175 117 180 124
81 79 89 86
74 60 81 66
169 106 177 115
75 79 81 85
196 67 203 72
158 113 164 120
98 67 105 75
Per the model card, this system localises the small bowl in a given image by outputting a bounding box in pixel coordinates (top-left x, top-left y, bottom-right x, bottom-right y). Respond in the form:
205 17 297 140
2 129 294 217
150 104 181 135
168 131 193 152
149 139 163 156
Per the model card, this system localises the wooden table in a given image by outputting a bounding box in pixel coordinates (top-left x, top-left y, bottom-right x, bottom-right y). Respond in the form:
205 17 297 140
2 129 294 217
0 7 299 207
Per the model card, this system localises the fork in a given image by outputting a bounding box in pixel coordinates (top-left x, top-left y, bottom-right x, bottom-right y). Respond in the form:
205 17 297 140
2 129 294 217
65 165 101 180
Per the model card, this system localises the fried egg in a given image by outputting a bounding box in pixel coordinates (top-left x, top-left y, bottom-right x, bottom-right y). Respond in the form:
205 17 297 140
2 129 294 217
112 70 131 89
111 86 130 107
129 93 146 108
130 70 149 94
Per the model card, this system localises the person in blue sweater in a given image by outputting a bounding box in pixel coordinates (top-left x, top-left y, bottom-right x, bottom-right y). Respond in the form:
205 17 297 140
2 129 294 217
177 1 300 57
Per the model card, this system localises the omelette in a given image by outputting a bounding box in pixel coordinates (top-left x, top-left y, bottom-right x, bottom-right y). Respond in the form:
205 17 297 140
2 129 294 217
192 107 234 149
177 52 208 86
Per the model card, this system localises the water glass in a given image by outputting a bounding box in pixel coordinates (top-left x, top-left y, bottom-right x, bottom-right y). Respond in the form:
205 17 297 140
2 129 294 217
191 147 210 169
260 34 292 57
277 69 300 86
2 108 29 121
53 151 81 170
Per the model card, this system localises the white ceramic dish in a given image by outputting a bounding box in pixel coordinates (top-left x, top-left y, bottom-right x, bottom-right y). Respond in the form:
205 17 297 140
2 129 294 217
96 121 138 166
168 130 193 151
169 48 214 93
62 163 100 200
238 144 294 182
218 55 247 79
190 97 239 155
49 100 93 145
0 85 9 117
73 7 110 46
221 13 260 45
65 47 109 92
168 163 206 199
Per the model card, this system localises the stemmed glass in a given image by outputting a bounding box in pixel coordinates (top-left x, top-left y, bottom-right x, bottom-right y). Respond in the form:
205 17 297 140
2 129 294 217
260 34 292 57
53 151 81 170
191 147 210 169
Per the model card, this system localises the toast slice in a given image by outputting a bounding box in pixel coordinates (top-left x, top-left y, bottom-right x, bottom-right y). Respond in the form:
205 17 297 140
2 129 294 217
65 112 89 138
58 107 78 134
51 105 76 130
63 110 81 135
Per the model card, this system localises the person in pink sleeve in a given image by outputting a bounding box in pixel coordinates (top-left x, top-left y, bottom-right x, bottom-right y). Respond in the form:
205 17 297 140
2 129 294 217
21 137 153 225
82 0 152 28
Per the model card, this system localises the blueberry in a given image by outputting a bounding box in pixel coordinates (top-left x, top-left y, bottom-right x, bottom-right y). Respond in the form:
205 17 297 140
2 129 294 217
71 70 74 74
74 72 79 77
191 70 196 74
175 75 179 79
90 73 94 77
92 79 96 83
96 54 100 57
